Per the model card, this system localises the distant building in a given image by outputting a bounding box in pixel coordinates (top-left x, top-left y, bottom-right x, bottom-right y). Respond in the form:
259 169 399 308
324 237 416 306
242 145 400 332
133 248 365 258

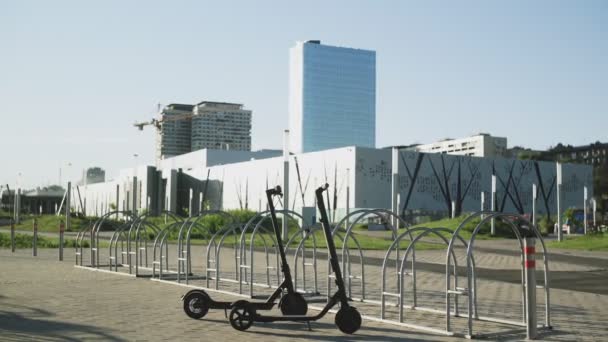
191 101 252 151
405 133 507 157
1 186 64 215
81 167 105 185
543 142 608 167
155 102 253 162
289 40 376 153
506 146 543 160
156 104 194 160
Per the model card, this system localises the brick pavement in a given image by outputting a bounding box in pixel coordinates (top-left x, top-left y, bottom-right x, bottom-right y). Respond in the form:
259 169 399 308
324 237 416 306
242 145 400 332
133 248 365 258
2 246 608 341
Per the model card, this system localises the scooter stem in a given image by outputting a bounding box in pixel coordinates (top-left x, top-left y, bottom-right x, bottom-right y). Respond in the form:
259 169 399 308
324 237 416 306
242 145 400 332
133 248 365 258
315 184 349 306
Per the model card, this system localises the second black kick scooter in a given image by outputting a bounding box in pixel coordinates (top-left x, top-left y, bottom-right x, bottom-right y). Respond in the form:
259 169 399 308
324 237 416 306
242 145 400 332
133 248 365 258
227 184 362 334
181 186 308 320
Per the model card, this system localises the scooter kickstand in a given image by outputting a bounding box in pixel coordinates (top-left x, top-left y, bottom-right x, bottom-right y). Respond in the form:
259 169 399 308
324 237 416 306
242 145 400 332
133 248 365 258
306 321 312 331
224 307 228 318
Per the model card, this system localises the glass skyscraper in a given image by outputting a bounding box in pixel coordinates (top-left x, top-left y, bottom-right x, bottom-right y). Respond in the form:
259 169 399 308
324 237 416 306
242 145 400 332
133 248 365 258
289 40 376 153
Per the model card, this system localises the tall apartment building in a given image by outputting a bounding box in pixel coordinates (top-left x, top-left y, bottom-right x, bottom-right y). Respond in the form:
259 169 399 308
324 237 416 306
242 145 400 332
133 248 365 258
406 133 507 157
155 101 252 162
156 104 194 160
289 40 376 153
191 101 252 151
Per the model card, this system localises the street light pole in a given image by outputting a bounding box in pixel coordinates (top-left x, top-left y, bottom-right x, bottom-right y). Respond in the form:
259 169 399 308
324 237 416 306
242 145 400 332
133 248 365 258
133 153 139 215
282 130 289 243
556 162 563 242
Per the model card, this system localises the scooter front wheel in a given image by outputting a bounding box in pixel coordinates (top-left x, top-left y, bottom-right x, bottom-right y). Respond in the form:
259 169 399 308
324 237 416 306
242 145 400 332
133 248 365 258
335 306 361 334
229 301 255 331
279 292 308 315
182 290 210 319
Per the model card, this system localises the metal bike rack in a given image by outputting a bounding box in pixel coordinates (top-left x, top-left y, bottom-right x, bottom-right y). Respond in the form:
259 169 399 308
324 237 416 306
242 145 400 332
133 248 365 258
380 227 476 327
124 213 163 277
180 211 238 284
75 220 94 266
151 211 184 278
75 211 134 268
445 211 551 338
236 212 279 294
236 210 319 298
92 211 134 269
288 221 319 296
329 208 412 301
205 223 243 289
107 213 140 272
71 203 552 340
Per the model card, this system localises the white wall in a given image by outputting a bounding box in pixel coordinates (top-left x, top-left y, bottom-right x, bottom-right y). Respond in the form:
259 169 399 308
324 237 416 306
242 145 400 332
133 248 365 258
79 146 593 221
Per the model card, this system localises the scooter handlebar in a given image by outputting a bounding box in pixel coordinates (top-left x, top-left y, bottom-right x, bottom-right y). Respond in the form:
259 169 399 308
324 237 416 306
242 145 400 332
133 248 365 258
315 183 329 195
266 185 283 197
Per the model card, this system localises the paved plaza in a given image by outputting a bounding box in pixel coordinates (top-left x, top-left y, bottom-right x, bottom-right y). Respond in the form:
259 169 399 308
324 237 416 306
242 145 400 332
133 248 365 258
1 242 608 341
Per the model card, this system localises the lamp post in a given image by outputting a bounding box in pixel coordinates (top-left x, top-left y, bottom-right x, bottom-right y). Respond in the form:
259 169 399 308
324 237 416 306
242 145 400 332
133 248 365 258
282 130 289 242
532 183 537 226
491 175 496 235
132 153 139 215
556 162 563 242
391 148 399 229
584 186 588 235
15 173 22 224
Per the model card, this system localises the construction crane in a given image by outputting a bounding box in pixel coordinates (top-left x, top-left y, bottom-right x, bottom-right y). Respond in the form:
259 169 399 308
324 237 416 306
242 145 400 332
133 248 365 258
133 103 194 131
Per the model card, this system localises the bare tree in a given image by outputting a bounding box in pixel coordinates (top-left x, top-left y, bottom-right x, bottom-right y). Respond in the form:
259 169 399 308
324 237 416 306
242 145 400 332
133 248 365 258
427 154 481 217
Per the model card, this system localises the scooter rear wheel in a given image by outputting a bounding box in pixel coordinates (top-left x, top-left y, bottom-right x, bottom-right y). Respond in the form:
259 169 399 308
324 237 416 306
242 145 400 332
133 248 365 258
229 301 255 331
182 290 210 319
279 292 308 315
335 306 361 334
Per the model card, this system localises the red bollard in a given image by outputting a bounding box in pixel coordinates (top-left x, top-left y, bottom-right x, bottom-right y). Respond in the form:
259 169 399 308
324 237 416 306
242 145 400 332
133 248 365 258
524 237 537 339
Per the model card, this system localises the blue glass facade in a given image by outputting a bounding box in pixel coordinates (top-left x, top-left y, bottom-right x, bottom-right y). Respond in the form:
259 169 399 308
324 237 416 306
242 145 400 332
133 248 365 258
290 41 376 153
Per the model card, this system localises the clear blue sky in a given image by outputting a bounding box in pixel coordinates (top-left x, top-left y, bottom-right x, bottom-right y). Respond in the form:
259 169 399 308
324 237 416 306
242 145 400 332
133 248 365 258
1 0 606 188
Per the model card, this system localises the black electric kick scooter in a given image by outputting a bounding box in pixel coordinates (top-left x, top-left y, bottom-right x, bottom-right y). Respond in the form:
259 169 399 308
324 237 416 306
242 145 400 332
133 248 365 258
182 186 308 320
227 184 362 334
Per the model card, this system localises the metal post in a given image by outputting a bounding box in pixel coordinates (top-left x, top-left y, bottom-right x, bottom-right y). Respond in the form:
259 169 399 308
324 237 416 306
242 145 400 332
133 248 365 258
524 237 537 339
346 168 350 231
132 177 138 216
556 163 563 242
451 200 456 219
282 130 289 242
33 218 38 256
392 150 401 292
59 220 65 261
66 182 71 244
391 148 398 229
480 191 485 219
15 188 21 225
491 175 496 235
532 184 537 227
593 198 597 227
115 184 120 220
188 188 193 217
584 186 588 235
10 219 15 253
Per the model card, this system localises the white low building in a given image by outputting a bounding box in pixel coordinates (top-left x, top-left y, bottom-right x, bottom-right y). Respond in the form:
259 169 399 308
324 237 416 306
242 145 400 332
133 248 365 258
76 146 592 224
405 133 507 157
